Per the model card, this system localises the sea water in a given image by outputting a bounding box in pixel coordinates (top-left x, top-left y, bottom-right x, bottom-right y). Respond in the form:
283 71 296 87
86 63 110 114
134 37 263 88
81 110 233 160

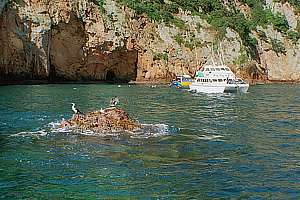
0 84 299 199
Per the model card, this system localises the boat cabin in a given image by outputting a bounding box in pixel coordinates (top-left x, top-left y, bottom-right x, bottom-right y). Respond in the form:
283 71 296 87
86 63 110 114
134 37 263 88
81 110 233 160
190 65 249 93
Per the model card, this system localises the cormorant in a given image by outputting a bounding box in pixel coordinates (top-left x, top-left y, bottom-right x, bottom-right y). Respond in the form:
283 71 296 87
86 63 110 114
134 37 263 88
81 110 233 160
71 103 84 115
109 97 119 107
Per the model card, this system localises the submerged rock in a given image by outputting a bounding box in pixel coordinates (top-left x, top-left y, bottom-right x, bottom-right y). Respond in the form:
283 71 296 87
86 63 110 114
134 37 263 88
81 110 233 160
60 108 140 133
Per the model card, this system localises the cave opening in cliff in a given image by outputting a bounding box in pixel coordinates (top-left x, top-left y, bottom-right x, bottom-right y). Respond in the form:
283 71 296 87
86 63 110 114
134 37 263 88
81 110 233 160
104 49 138 83
106 70 117 82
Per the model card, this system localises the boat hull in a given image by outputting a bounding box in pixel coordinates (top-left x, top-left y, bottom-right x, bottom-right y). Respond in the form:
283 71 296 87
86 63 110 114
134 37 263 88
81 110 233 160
189 84 226 93
224 84 249 93
189 83 249 94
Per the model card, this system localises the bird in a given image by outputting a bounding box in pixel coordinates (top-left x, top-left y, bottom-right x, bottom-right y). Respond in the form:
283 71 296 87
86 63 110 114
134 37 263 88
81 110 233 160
109 96 119 107
71 103 84 115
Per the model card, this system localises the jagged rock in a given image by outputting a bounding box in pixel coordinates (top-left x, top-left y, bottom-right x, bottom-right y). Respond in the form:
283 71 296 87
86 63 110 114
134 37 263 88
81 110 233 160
60 107 140 133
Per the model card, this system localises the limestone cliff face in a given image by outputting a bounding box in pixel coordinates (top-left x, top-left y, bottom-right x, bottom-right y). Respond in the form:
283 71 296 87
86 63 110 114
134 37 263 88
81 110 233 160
259 1 300 81
0 0 138 82
0 0 299 83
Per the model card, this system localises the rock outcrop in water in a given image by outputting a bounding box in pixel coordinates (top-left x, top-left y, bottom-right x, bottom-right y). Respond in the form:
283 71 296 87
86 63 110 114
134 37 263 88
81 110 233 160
60 107 140 133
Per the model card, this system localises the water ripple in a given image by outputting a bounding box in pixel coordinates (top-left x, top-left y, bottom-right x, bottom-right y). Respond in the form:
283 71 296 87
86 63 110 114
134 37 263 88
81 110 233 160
0 84 300 199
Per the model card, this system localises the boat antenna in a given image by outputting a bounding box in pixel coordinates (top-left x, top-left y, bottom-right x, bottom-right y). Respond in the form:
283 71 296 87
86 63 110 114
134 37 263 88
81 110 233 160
219 42 225 66
210 44 216 66
217 44 224 66
196 51 199 66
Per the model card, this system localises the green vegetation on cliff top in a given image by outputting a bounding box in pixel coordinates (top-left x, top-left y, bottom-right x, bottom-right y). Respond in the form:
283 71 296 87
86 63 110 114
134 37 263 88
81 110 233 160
109 0 299 59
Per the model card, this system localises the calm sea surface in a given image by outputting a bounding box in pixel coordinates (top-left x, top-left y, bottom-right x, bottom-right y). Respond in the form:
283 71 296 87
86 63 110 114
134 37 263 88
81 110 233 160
0 84 299 199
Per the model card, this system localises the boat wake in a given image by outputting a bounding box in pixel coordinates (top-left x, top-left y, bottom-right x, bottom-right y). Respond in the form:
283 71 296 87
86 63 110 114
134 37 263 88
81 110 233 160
11 120 179 139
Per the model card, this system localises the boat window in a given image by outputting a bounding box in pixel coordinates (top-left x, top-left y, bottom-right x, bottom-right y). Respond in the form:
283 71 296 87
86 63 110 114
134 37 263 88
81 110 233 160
216 68 221 71
205 68 210 71
218 79 223 82
225 68 230 71
211 68 215 71
237 78 245 84
221 68 225 71
213 79 217 82
227 79 234 84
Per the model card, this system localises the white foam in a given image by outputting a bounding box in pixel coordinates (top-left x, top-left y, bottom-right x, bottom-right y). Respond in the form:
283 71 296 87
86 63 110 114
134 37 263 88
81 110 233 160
11 119 178 139
197 135 225 141
129 124 176 139
11 130 48 137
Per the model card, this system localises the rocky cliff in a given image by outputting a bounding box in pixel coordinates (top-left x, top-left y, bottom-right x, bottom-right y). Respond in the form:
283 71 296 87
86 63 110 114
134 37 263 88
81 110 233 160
0 0 299 83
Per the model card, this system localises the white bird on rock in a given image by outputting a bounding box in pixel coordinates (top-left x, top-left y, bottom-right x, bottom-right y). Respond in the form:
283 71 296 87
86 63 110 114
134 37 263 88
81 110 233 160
109 96 119 107
71 103 83 115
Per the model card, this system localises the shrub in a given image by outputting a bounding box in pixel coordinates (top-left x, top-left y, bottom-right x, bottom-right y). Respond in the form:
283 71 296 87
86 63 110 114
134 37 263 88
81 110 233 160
234 52 249 67
296 19 300 34
1 0 12 10
287 30 300 44
96 0 105 13
207 10 228 39
271 12 290 33
174 34 184 45
171 17 186 29
165 3 180 14
270 38 286 55
153 52 168 61
242 1 290 33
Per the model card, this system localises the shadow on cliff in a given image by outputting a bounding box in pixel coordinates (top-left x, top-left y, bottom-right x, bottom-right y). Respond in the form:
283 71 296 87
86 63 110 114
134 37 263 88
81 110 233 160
49 15 138 84
0 6 138 84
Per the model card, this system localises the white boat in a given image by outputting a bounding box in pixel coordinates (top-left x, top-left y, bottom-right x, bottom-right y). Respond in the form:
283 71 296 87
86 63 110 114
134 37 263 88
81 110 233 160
189 65 249 93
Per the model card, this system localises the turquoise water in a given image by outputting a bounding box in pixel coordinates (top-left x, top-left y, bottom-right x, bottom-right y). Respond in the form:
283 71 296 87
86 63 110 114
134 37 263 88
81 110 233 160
0 84 299 199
